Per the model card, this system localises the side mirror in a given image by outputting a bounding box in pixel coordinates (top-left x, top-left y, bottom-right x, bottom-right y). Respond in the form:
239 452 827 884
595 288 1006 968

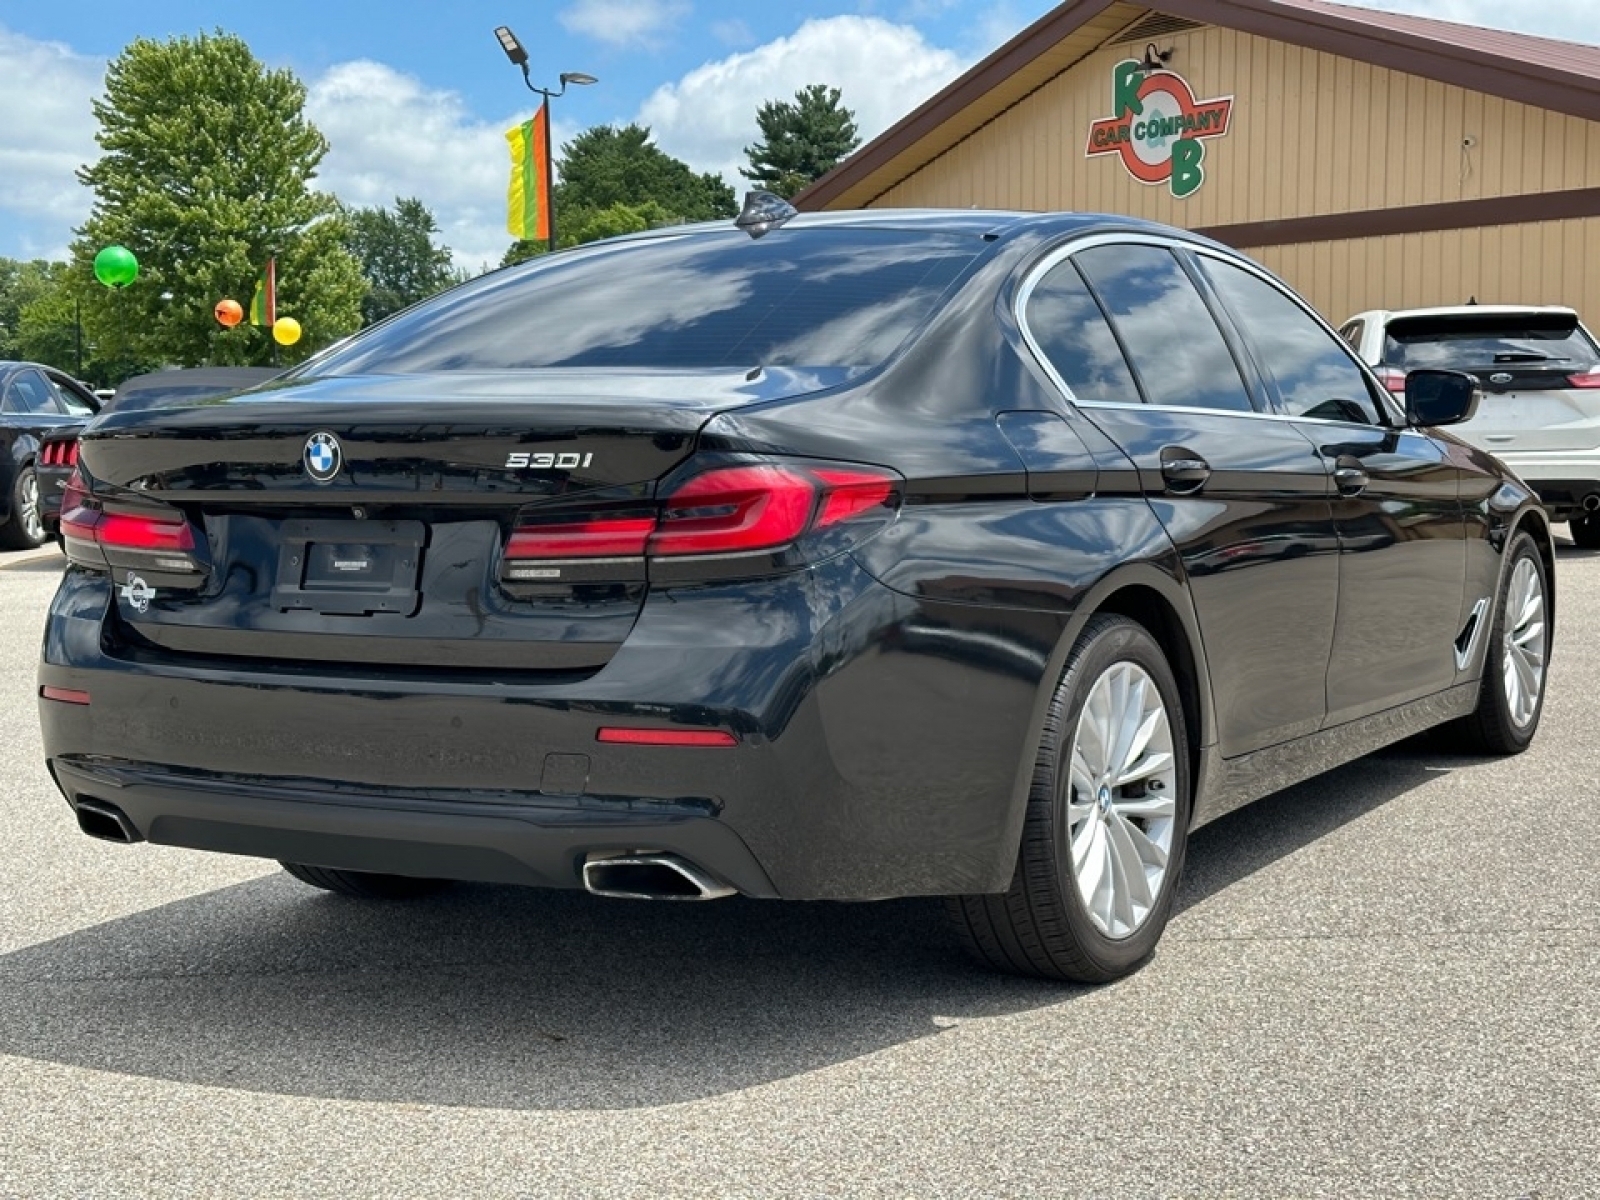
1405 369 1480 427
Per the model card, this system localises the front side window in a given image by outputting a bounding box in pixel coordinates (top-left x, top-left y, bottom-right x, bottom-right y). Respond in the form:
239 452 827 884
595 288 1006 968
1074 245 1254 413
1339 320 1365 351
297 228 983 378
1201 257 1381 425
1023 259 1141 405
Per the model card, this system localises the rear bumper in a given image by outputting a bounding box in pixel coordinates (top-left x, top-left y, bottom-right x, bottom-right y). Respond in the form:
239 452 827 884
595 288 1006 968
40 562 1055 900
51 755 778 896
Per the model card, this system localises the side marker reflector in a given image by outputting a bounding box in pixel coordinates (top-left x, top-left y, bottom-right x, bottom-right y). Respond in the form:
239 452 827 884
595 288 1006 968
596 727 738 747
40 686 91 705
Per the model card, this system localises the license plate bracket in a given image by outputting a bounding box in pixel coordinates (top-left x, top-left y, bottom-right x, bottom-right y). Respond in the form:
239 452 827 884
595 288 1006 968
272 519 424 615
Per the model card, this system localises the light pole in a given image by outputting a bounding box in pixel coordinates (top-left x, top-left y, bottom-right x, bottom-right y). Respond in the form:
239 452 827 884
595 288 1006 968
493 26 595 254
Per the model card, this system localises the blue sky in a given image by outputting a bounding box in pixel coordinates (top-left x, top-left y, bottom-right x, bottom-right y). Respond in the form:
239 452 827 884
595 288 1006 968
1 0 1592 271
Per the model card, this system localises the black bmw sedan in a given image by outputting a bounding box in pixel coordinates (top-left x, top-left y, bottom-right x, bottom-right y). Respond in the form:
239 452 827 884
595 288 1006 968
38 206 1553 982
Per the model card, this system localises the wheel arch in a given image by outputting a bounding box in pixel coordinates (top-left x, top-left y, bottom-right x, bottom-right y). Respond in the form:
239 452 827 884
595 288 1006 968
996 559 1216 881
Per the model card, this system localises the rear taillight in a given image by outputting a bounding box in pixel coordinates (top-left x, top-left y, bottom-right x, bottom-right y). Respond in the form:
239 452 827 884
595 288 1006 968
1375 367 1407 394
40 440 79 467
61 467 207 583
1567 369 1600 389
500 459 900 588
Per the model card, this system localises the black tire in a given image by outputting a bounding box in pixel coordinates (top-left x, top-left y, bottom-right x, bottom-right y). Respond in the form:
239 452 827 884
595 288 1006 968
0 465 47 550
1569 513 1600 549
1440 531 1550 755
280 862 452 899
947 614 1192 983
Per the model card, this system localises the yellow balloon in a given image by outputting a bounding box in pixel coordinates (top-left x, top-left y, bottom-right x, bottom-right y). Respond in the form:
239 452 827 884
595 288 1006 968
272 317 302 346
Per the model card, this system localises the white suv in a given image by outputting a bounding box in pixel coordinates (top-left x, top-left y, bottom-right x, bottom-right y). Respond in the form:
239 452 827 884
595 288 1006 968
1340 305 1600 547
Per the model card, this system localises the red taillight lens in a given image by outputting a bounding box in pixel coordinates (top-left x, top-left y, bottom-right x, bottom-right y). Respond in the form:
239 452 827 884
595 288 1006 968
1376 367 1407 394
500 460 900 586
812 468 896 528
41 440 77 467
95 510 196 553
1567 370 1600 388
649 465 817 557
596 727 738 747
506 517 656 560
60 466 203 577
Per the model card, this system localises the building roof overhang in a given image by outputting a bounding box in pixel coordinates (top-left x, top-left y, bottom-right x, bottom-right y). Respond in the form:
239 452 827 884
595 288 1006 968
797 0 1600 211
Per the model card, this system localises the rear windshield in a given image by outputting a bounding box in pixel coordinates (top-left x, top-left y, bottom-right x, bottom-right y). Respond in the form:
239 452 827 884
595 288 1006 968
300 228 983 377
1383 313 1600 370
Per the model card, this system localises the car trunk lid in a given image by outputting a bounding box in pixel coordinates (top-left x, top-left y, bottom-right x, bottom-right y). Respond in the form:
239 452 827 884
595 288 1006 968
77 368 837 672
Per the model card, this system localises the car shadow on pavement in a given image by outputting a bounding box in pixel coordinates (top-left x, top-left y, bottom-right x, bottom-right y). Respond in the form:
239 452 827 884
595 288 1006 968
0 749 1447 1111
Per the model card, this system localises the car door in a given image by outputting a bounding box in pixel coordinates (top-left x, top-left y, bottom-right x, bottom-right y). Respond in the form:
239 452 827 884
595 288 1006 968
1022 239 1340 759
1195 253 1470 724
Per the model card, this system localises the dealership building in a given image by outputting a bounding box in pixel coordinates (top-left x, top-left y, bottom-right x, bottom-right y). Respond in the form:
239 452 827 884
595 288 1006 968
798 0 1600 326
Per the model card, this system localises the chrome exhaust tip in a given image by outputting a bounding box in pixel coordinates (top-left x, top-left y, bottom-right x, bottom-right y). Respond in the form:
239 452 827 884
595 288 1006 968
1582 493 1600 513
582 853 737 901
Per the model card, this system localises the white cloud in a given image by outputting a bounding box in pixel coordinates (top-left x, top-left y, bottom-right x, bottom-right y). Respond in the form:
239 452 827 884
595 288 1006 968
307 61 578 272
637 16 969 193
0 26 103 258
559 0 690 49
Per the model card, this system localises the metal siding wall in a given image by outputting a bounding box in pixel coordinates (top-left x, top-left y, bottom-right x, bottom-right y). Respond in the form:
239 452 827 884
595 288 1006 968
871 26 1600 221
1250 217 1600 325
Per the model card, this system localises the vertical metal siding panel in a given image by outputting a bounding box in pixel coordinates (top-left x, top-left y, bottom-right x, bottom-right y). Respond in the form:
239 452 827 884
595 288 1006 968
1459 90 1483 200
1421 81 1446 206
1441 84 1465 201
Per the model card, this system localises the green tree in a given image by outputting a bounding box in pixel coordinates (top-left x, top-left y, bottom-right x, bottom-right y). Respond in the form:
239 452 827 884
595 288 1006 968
344 196 456 325
73 30 364 371
0 258 64 362
500 239 549 268
742 84 862 199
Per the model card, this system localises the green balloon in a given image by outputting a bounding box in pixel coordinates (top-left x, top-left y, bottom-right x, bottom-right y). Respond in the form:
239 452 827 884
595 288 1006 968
94 245 139 288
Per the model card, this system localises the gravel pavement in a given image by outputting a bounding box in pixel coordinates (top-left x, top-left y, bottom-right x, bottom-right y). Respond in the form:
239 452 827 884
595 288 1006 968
1 538 1596 1198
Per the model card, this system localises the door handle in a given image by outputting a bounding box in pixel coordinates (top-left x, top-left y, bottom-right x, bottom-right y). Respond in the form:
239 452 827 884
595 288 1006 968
1333 464 1368 495
1160 453 1211 492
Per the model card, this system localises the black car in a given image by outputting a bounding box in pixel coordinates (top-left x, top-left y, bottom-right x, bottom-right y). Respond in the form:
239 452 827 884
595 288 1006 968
0 361 98 549
39 207 1554 983
36 368 280 541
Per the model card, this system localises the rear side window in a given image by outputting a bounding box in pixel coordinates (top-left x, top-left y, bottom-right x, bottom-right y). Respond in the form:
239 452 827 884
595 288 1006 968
1384 313 1600 370
1023 259 1141 405
1075 245 1254 413
1202 257 1381 425
2 370 64 416
302 229 982 376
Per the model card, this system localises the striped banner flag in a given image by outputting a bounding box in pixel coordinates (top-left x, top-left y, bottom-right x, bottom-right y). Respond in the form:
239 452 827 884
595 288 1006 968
505 103 550 241
249 257 276 326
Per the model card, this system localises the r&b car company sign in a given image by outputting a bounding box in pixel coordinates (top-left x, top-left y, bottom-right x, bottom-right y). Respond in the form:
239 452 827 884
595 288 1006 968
1086 60 1233 198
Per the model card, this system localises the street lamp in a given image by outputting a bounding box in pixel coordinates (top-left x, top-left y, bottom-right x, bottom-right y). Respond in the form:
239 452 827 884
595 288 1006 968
493 25 596 254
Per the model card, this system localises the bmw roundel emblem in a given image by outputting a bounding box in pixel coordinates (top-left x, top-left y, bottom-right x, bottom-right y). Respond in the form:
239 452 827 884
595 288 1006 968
304 431 342 483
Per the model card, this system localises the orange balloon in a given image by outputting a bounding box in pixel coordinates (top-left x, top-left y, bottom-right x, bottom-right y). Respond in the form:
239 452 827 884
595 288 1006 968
214 298 243 328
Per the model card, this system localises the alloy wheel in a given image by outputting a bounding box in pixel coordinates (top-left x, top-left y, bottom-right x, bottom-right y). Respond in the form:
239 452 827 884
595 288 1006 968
1502 556 1546 729
1064 661 1178 939
19 471 42 545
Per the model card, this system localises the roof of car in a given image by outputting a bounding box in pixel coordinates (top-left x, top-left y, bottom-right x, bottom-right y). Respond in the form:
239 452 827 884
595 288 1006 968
1350 305 1582 324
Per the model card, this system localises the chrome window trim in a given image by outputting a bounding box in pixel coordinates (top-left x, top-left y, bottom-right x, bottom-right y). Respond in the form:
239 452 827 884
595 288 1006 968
1014 231 1407 429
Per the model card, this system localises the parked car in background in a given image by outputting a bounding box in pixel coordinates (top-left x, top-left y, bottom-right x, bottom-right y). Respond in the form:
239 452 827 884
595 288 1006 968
1340 305 1600 546
0 361 99 549
36 368 280 542
41 208 1555 984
